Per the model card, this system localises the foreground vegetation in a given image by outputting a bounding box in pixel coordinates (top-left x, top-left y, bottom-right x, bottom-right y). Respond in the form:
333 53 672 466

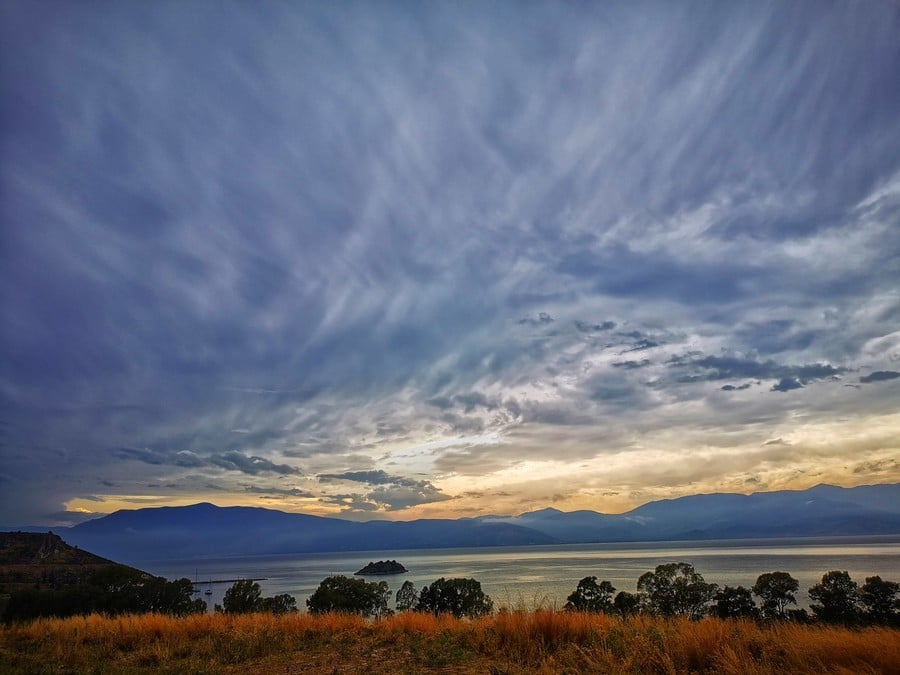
2 609 898 674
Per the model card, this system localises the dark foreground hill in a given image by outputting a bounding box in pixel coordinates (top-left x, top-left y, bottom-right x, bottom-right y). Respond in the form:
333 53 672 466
0 531 153 620
0 532 205 622
30 482 900 564
0 531 126 594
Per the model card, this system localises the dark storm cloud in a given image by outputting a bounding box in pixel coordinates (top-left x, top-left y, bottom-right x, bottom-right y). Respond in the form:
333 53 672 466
622 338 661 353
670 355 845 386
318 493 380 513
319 470 409 486
1 1 899 522
771 378 805 393
209 452 298 476
243 486 313 498
317 469 450 510
113 447 297 475
574 320 617 333
612 360 652 370
721 383 753 391
518 312 555 327
860 371 900 383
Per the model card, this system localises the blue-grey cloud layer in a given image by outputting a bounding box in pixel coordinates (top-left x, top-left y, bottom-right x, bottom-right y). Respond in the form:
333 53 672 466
2 1 899 523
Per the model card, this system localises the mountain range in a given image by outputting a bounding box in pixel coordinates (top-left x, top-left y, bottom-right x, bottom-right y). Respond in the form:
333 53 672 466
18 483 900 564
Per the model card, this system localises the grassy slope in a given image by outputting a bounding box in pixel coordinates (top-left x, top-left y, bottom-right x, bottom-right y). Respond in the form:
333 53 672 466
2 611 899 674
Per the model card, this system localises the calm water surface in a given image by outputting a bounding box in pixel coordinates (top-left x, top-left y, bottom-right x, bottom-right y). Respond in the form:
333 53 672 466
139 536 900 612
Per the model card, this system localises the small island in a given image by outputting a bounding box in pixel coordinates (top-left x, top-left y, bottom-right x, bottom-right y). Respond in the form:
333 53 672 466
354 560 407 575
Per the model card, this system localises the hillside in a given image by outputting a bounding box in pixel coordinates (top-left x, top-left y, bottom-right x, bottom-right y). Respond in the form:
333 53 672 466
0 532 125 593
0 531 147 620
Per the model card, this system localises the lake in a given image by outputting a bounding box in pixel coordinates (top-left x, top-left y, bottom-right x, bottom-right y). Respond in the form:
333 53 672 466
139 535 900 612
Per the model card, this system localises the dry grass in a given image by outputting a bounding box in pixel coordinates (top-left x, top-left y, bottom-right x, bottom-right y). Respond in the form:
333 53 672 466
1 611 898 674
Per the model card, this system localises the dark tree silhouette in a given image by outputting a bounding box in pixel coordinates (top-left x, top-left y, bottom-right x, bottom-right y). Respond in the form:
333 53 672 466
396 580 418 612
306 575 391 618
637 562 717 619
260 593 298 614
1 568 205 622
416 577 493 618
613 591 641 619
564 576 615 613
860 576 899 626
219 580 297 614
711 585 757 619
752 572 799 620
222 579 262 614
809 571 861 625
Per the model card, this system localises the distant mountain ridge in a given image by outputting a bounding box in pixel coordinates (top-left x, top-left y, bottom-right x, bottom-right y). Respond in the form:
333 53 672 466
479 483 900 543
21 483 900 564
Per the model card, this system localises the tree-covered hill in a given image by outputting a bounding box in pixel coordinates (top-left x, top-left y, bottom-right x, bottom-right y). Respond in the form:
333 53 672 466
0 532 204 622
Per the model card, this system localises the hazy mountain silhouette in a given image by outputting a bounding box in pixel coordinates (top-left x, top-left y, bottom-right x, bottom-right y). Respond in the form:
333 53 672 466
61 503 558 562
39 483 900 563
482 483 900 542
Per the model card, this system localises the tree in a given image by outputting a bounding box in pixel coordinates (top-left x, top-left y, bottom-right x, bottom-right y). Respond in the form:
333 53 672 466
306 575 391 618
140 577 206 616
809 571 861 625
260 593 298 615
613 591 641 619
860 576 899 626
752 572 799 620
222 579 263 614
564 576 615 613
711 585 757 619
416 578 493 618
221 580 298 615
396 580 418 612
2 567 206 622
636 562 717 619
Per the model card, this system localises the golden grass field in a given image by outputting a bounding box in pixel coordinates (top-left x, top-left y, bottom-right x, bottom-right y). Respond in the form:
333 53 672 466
1 610 899 674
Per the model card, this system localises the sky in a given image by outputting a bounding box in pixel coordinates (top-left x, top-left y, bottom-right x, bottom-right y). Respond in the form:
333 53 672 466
2 1 900 527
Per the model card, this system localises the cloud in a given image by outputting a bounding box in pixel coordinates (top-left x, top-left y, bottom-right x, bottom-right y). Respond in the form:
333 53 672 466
671 355 845 388
319 470 409 486
317 470 451 511
243 485 313 498
612 360 652 369
771 378 804 393
574 320 617 333
860 371 900 383
208 453 298 475
518 312 555 326
112 447 298 475
1 1 899 523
